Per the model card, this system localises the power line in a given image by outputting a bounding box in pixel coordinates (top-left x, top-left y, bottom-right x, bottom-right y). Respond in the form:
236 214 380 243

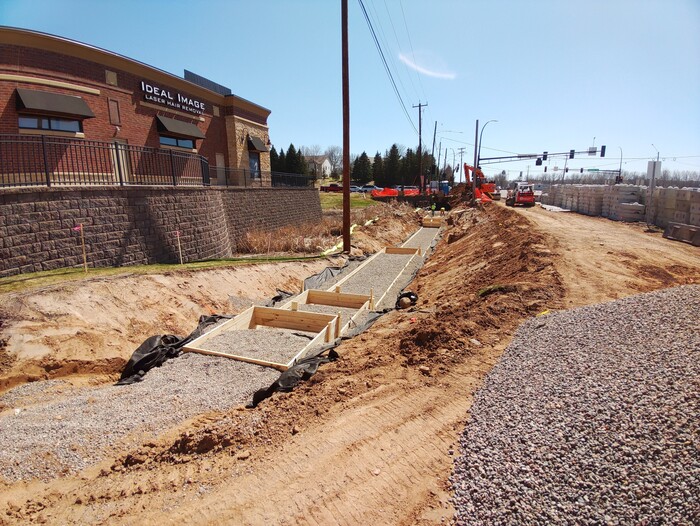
366 0 413 106
358 0 418 135
399 0 426 103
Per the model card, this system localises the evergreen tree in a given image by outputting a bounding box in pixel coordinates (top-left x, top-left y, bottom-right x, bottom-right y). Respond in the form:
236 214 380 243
286 144 297 173
400 148 417 187
372 152 386 187
297 148 308 175
352 151 372 184
270 146 280 172
278 148 286 173
385 144 401 187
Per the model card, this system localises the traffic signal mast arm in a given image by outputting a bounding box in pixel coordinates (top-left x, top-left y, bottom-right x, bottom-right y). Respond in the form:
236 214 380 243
478 146 606 166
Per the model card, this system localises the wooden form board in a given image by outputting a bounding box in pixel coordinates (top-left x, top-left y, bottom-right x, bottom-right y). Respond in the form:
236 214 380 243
183 305 339 371
305 289 371 309
422 217 443 228
385 246 421 256
182 346 289 372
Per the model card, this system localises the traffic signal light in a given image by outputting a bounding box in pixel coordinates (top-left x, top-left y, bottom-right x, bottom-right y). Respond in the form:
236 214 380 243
569 150 575 159
543 151 548 161
565 167 569 173
544 166 547 172
535 158 542 166
600 145 606 157
580 168 583 173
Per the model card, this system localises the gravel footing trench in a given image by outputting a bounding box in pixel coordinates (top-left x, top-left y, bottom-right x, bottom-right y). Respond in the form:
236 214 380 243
452 285 700 525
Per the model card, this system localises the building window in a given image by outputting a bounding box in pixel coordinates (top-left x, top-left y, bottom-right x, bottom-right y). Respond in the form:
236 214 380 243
159 135 195 149
19 115 82 132
249 151 261 178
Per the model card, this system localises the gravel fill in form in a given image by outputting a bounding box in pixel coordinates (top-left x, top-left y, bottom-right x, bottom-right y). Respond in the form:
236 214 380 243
402 226 440 251
338 253 415 297
451 285 700 525
203 326 318 365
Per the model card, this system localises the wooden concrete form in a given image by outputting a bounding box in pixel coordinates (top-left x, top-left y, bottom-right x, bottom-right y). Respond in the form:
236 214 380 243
386 246 421 256
286 288 373 340
183 305 339 371
284 289 371 310
422 216 443 228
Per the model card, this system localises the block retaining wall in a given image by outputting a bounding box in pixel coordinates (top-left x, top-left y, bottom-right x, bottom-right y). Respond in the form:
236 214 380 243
0 186 322 278
541 184 700 227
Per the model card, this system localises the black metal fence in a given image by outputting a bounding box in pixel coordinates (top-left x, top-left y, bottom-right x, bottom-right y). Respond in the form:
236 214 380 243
210 167 315 188
0 135 314 188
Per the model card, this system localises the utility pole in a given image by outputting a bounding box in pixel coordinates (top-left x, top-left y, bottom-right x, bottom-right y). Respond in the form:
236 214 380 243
341 0 350 252
413 102 427 192
471 119 478 205
458 147 465 183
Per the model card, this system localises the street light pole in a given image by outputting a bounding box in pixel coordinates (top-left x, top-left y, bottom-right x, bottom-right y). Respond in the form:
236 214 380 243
618 146 623 183
647 144 660 226
476 120 498 169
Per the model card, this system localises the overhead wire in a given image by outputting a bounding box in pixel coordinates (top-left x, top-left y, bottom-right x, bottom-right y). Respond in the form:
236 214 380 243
381 0 421 104
365 0 413 109
357 0 418 135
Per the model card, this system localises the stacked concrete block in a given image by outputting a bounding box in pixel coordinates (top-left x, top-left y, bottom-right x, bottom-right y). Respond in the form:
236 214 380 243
537 183 699 229
616 202 646 222
602 184 643 221
687 189 700 226
651 187 683 228
577 185 605 216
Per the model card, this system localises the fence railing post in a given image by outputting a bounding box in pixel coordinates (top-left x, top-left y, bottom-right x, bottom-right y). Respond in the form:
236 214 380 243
114 143 124 186
201 157 210 186
169 150 177 186
41 135 51 187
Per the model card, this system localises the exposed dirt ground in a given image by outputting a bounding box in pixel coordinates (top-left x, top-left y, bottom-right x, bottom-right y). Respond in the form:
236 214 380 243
0 199 698 525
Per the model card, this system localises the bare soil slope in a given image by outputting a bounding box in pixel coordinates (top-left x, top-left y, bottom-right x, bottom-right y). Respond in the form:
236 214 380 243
1 202 698 525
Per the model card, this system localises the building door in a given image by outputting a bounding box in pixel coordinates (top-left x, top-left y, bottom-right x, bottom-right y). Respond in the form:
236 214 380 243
112 139 130 183
215 153 226 185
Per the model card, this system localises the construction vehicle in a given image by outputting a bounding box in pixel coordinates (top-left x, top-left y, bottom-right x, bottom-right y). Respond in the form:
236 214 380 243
463 164 499 200
505 181 536 207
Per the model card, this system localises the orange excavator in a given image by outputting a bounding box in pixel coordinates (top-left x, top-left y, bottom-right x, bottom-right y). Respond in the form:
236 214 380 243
463 164 498 200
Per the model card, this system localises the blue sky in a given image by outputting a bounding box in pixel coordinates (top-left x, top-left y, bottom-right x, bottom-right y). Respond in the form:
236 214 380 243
2 0 699 179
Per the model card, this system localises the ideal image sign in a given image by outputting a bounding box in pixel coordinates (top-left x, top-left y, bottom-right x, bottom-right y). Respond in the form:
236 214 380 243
140 81 206 115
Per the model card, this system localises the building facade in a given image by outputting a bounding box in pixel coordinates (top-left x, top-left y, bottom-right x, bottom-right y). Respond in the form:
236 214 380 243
0 26 271 186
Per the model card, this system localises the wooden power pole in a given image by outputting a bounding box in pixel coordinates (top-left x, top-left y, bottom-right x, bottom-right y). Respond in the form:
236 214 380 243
413 102 426 192
342 0 351 252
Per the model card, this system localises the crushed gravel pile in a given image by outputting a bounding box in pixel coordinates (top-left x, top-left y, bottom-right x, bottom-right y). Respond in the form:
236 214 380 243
0 354 279 482
452 285 700 525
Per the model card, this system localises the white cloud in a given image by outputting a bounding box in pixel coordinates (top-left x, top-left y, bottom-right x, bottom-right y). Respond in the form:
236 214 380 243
398 53 456 80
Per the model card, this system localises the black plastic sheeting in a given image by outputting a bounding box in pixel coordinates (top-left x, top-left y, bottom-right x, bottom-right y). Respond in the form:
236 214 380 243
265 289 294 307
302 255 367 291
116 315 230 385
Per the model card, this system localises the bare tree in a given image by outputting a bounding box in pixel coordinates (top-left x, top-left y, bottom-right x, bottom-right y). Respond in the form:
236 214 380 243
325 145 342 175
301 144 323 157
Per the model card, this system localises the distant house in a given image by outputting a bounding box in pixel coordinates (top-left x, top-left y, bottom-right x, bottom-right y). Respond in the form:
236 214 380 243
307 155 332 177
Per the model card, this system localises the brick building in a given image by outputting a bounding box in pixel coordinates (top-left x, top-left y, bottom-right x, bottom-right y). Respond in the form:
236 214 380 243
0 26 271 186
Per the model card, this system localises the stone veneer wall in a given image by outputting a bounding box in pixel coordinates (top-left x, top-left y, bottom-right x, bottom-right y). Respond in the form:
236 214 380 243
0 186 322 278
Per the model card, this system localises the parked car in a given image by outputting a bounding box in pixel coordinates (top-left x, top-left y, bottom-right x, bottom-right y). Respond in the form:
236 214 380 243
359 184 383 193
320 183 343 192
349 185 361 193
